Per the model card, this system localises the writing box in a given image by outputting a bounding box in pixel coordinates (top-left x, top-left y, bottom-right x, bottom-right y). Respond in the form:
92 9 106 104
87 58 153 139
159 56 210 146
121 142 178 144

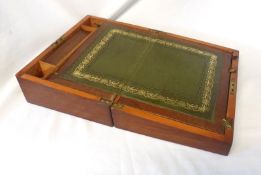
16 16 239 155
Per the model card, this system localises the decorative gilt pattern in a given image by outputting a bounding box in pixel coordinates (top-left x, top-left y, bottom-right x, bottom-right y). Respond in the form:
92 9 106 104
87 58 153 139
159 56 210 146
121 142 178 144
72 29 218 112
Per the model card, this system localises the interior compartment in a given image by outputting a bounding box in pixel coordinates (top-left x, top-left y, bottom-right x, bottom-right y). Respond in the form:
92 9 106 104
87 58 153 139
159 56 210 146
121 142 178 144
24 17 104 80
43 29 90 65
25 61 56 78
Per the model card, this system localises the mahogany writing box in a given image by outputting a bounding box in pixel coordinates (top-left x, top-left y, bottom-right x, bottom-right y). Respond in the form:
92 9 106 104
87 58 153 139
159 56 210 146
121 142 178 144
16 16 239 155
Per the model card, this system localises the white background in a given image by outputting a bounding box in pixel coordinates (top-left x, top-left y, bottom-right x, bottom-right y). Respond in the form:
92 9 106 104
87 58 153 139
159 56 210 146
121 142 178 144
0 0 261 174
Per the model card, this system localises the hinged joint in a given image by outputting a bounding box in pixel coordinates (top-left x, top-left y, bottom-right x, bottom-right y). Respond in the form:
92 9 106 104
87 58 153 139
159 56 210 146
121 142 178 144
150 29 161 34
229 80 236 95
111 103 124 109
222 118 232 129
100 98 112 105
229 68 237 73
53 36 65 46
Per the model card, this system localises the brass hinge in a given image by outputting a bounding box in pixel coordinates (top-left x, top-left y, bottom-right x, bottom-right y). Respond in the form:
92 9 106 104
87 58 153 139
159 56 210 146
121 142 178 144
100 98 112 105
111 103 124 109
229 80 236 95
229 68 237 73
150 29 162 34
222 118 232 129
53 36 65 46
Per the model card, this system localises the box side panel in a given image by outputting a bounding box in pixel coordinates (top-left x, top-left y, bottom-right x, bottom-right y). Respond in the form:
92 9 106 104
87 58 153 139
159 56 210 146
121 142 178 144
224 51 239 144
17 77 113 126
112 108 231 155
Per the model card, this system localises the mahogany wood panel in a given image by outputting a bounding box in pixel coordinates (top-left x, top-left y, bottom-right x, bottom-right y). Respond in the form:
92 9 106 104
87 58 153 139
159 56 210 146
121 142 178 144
112 108 231 155
17 75 113 126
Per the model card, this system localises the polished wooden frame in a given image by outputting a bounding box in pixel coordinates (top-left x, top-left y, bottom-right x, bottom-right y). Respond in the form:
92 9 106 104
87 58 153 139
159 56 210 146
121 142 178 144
16 15 239 155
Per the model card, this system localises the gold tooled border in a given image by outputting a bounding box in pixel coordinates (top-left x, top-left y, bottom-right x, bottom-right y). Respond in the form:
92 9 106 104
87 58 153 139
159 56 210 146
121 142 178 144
72 29 217 112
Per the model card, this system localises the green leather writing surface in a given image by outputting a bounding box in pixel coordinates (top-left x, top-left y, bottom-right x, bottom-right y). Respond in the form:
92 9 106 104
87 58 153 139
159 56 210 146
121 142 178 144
60 24 224 121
